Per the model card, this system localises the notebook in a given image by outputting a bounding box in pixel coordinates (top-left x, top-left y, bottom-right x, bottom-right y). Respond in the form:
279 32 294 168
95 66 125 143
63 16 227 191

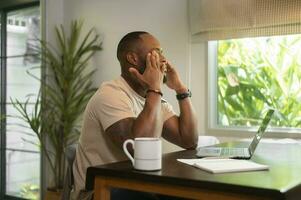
196 109 274 159
177 158 269 173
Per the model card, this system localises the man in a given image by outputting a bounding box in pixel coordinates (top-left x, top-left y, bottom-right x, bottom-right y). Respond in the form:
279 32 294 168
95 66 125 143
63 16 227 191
72 31 198 200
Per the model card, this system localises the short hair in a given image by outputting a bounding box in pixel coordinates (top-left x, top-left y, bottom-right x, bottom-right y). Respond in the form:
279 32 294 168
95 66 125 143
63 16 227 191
117 31 149 62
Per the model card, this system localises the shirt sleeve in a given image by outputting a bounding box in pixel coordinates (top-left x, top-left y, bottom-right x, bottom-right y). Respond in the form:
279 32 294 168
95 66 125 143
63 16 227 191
92 85 135 131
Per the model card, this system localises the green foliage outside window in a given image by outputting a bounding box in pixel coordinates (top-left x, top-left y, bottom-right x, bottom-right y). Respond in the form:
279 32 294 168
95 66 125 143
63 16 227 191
218 35 301 128
20 183 39 200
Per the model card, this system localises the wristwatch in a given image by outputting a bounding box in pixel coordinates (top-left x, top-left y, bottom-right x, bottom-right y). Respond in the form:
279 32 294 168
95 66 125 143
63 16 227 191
176 89 192 100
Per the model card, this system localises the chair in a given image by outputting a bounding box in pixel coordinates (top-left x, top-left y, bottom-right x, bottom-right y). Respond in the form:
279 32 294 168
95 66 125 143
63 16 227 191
197 135 220 148
61 143 78 200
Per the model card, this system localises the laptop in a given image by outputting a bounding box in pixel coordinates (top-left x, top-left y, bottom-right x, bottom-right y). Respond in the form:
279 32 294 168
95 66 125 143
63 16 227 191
196 109 274 159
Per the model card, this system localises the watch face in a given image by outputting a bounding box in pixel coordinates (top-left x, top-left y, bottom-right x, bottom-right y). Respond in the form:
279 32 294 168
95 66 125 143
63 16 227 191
176 90 191 100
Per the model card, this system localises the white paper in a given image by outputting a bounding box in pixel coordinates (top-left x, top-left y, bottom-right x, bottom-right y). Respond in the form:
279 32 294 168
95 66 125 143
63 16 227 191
177 158 269 173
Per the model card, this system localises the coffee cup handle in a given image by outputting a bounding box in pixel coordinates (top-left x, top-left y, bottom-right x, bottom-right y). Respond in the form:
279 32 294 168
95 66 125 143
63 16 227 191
123 139 134 165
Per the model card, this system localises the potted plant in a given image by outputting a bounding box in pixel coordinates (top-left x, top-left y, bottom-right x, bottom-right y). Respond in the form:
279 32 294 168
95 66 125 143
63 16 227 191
12 20 102 199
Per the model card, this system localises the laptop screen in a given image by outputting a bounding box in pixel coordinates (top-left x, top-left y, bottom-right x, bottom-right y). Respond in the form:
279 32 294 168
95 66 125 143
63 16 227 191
248 109 274 155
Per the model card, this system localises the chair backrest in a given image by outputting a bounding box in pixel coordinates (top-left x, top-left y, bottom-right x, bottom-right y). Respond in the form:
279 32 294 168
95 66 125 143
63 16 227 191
61 143 78 200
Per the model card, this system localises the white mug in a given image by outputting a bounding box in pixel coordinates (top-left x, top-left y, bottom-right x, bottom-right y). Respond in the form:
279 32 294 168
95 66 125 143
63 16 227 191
123 137 162 171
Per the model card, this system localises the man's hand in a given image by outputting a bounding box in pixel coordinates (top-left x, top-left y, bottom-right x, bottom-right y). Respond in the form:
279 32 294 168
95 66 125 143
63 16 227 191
165 62 187 93
129 51 164 90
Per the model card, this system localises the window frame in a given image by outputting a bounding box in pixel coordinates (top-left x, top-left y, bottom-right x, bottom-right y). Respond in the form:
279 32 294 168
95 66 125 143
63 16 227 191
0 1 41 200
207 40 301 139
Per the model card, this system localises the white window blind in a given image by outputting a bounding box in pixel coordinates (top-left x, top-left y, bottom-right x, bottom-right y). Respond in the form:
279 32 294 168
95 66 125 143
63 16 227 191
189 0 301 42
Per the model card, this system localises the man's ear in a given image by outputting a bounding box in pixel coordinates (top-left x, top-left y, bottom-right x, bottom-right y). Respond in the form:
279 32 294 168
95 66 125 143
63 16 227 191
126 52 138 66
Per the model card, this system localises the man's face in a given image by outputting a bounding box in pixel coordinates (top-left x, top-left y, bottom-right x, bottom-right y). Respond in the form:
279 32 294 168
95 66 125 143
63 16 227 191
135 34 166 74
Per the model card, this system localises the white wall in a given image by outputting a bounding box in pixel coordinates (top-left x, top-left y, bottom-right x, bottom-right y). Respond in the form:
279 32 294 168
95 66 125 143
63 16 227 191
190 43 207 134
63 0 190 98
42 0 65 196
43 0 64 48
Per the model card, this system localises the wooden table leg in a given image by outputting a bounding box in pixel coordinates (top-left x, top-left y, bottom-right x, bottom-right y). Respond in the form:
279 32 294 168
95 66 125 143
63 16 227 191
93 177 110 200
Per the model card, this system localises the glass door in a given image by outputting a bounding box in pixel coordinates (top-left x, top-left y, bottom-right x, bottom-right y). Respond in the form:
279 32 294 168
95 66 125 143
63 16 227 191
1 4 41 200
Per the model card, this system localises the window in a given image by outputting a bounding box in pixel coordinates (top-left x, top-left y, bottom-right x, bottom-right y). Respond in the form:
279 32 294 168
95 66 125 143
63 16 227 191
188 1 301 136
209 34 301 133
0 4 41 200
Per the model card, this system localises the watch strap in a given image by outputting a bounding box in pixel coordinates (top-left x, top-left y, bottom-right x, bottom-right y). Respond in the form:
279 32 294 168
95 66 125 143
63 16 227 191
176 89 191 100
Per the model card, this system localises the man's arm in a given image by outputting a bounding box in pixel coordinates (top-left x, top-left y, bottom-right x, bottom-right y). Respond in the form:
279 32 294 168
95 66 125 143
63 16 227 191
106 94 198 150
106 51 164 148
105 93 162 148
162 99 198 150
162 62 198 149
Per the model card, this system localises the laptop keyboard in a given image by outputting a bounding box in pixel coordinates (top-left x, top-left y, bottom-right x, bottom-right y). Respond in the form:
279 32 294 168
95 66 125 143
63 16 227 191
221 148 246 156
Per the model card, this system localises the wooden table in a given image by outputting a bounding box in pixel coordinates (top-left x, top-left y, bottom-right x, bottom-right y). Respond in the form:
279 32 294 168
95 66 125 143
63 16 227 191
86 142 301 200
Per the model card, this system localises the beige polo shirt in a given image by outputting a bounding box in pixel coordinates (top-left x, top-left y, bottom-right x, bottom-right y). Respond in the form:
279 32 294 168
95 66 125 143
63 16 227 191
72 76 175 195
